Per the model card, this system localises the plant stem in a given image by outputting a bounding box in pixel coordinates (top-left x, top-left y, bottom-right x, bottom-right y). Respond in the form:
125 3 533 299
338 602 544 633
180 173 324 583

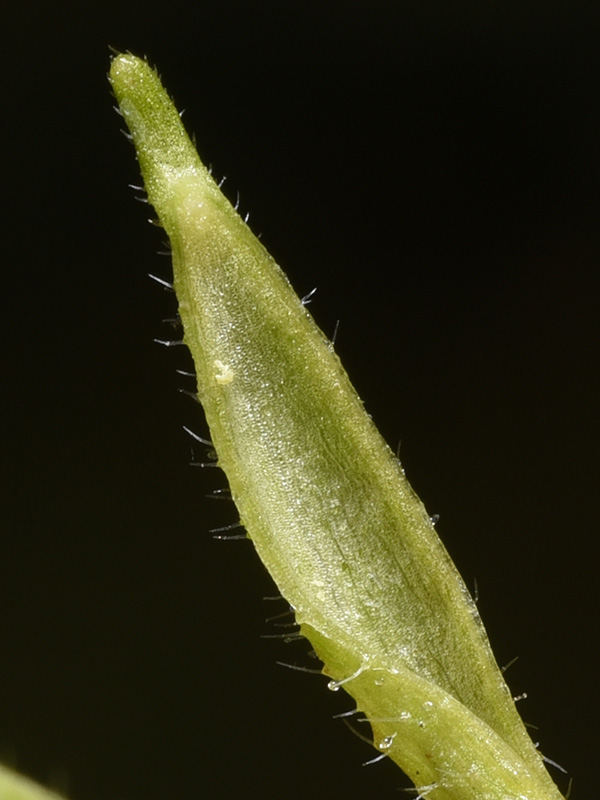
0 767 66 800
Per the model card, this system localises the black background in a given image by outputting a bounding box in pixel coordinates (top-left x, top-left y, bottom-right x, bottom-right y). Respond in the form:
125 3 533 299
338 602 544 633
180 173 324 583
2 2 597 798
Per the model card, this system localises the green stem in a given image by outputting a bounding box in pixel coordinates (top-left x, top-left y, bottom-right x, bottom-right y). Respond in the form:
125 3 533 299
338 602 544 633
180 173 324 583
0 767 66 800
109 53 565 800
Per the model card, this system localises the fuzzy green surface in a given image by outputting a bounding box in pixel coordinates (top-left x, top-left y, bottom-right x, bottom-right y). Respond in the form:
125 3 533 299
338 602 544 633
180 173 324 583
0 767 66 800
110 53 564 800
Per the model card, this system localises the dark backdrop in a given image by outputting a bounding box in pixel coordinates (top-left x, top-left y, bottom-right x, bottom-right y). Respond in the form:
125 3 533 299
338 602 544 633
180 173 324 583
2 2 597 798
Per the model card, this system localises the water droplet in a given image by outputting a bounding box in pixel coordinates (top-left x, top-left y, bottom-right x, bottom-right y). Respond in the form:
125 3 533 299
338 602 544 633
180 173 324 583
378 733 396 750
327 679 341 692
374 677 385 686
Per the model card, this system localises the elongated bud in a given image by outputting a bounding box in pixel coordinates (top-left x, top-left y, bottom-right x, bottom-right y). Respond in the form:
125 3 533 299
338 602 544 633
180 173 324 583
110 54 564 800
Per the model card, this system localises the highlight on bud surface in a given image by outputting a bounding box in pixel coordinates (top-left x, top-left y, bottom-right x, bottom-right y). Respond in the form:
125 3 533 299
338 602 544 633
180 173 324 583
110 53 565 800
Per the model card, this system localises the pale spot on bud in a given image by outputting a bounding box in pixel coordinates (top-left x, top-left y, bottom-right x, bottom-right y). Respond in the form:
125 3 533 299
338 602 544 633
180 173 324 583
214 359 234 384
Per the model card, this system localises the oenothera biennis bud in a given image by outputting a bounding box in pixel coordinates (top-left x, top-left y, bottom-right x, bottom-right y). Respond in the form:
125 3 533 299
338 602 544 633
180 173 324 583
109 53 565 800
